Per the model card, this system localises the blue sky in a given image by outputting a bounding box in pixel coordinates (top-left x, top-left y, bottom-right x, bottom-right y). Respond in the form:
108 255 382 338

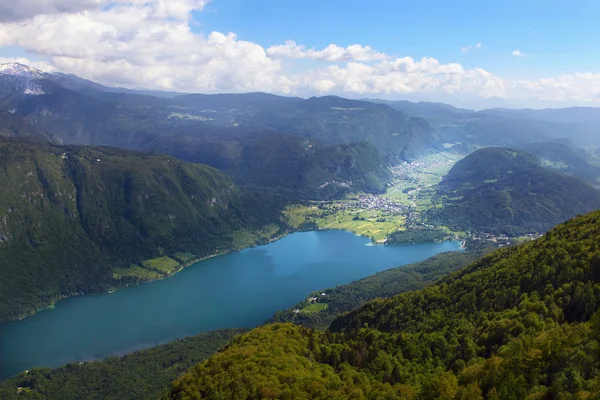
194 0 600 78
0 0 599 107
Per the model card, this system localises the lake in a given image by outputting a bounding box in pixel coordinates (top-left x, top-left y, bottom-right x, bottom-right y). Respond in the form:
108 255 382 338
0 230 462 379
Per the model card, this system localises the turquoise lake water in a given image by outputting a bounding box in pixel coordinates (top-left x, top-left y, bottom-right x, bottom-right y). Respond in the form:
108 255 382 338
0 230 462 379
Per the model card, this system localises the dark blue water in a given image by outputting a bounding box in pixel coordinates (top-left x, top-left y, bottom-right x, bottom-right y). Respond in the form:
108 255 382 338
0 230 461 379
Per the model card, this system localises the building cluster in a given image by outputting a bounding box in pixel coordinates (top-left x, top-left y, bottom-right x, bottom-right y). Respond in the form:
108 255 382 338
352 195 408 214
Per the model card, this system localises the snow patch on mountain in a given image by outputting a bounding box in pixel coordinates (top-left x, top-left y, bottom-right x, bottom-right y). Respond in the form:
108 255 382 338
0 62 44 79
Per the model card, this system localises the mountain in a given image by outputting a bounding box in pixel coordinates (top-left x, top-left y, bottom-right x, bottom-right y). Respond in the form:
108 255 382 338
0 63 443 198
517 141 600 186
427 147 600 235
247 95 441 161
47 72 182 99
482 107 600 146
0 63 47 97
165 209 600 399
375 98 600 149
143 128 392 199
0 138 286 322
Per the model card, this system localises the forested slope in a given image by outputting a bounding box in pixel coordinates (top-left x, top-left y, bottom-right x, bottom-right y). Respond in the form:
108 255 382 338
0 139 285 321
429 147 600 235
0 329 246 400
168 209 600 399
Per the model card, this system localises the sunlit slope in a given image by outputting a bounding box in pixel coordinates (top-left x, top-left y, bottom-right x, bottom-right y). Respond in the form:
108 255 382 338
169 209 600 399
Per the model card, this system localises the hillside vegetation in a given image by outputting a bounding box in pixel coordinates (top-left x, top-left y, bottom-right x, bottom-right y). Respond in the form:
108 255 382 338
146 129 392 199
0 138 285 322
271 250 484 330
0 329 246 400
429 147 600 235
167 209 600 399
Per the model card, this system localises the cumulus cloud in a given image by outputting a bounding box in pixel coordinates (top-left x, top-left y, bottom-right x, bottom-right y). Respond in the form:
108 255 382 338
514 73 600 102
512 50 524 56
0 1 286 92
267 41 389 62
0 1 598 105
0 0 210 22
0 0 106 22
0 57 56 72
295 58 505 99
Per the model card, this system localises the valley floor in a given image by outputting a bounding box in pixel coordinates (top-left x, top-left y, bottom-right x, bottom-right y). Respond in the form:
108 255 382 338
286 152 462 243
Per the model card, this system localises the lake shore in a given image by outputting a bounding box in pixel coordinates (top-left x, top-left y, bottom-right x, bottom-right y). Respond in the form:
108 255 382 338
9 227 295 323
7 224 456 323
1 231 463 381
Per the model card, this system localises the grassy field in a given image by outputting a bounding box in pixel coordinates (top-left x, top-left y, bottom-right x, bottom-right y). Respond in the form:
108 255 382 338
300 303 329 313
285 153 464 243
113 256 185 281
142 256 181 274
112 265 164 281
382 152 461 210
284 204 405 243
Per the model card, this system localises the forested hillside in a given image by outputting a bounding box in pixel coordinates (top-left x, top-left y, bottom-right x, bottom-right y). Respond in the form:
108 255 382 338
0 138 286 322
0 111 53 142
271 251 484 330
143 129 392 199
429 147 600 235
168 209 600 399
0 329 245 400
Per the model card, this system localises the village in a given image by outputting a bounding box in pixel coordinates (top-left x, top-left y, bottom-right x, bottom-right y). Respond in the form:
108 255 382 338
316 194 409 215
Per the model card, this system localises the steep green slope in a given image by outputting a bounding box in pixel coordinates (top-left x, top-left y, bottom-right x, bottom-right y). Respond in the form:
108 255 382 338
0 329 245 400
0 139 285 322
429 147 600 235
167 209 600 399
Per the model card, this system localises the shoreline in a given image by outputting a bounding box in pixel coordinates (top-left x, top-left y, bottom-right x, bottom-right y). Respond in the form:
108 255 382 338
9 229 295 323
7 226 461 323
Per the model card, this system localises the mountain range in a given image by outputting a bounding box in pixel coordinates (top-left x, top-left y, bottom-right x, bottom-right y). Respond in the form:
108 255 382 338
0 62 441 198
3 62 600 321
2 61 600 398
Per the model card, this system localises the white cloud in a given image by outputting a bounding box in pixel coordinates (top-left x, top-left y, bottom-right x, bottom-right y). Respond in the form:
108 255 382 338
512 50 524 56
0 0 210 22
513 73 600 102
0 1 285 92
0 0 107 22
0 2 598 106
461 42 482 53
0 57 56 72
267 41 389 62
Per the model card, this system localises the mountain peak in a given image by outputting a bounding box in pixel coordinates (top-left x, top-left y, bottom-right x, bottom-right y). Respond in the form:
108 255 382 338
0 62 44 79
